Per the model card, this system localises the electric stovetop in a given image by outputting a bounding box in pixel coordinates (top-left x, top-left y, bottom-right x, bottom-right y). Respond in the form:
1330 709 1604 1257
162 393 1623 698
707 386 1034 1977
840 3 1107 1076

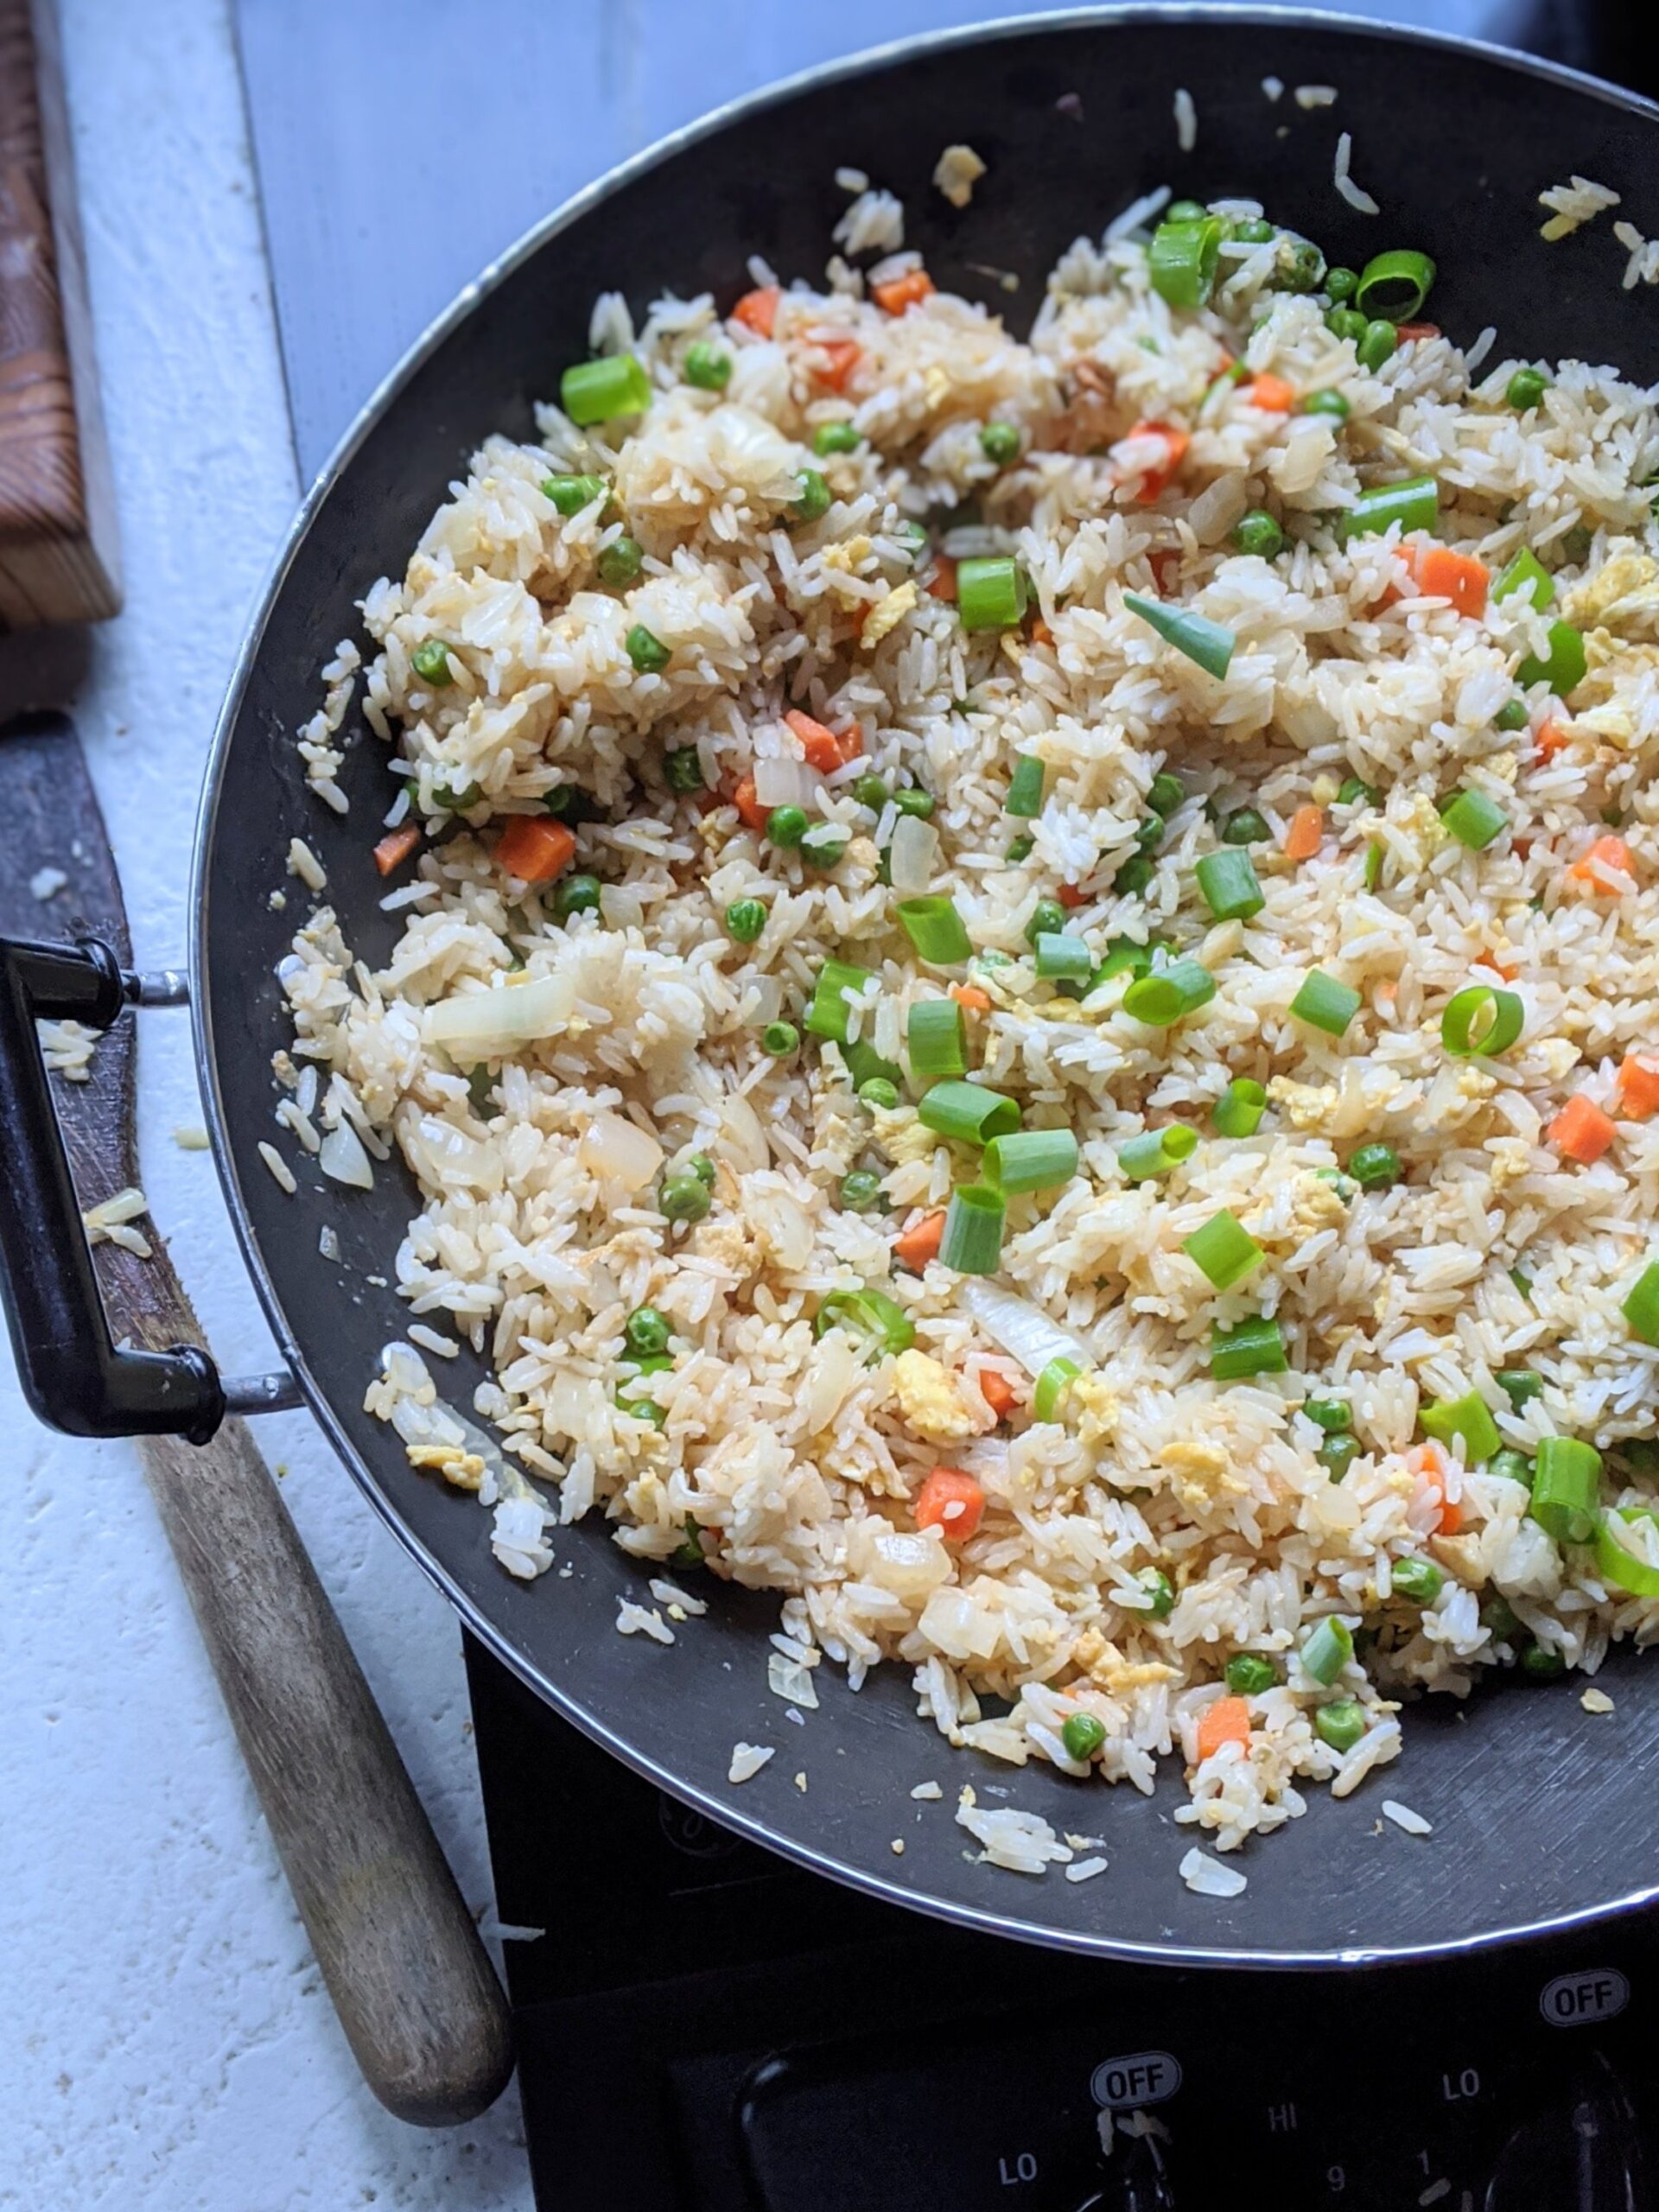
234 3 1659 2202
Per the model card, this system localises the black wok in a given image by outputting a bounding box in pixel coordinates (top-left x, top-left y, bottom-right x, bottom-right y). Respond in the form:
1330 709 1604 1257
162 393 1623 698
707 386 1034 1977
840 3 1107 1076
7 8 1659 1969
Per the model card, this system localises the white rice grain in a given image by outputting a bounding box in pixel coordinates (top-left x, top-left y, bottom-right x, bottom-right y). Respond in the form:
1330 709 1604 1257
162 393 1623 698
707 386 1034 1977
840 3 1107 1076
1173 88 1197 154
1332 130 1379 215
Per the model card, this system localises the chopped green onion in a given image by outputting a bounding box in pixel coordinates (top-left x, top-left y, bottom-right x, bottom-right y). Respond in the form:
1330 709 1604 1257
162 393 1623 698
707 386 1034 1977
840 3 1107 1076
1510 1266 1534 1301
1211 1314 1287 1380
1035 932 1092 985
1354 248 1435 322
1061 1711 1106 1762
918 1080 1020 1145
957 556 1028 632
1440 984 1523 1058
907 998 967 1078
896 895 971 964
856 1074 899 1109
1491 1448 1534 1486
791 468 831 522
626 624 670 673
766 804 808 849
1363 841 1384 893
1592 1510 1659 1599
1005 754 1047 817
1493 547 1554 612
1183 1209 1265 1291
1300 1615 1354 1685
800 822 850 868
562 353 652 425
1290 970 1361 1037
1093 938 1159 986
980 421 1022 465
982 1128 1079 1194
761 1020 799 1057
683 340 731 390
410 639 453 686
544 474 607 517
1497 1370 1544 1409
1122 959 1217 1027
1148 214 1224 308
816 1287 916 1358
1033 1357 1081 1421
1507 367 1548 411
1134 1567 1176 1619
1305 1397 1351 1433
724 897 766 944
1319 1433 1360 1480
1421 1390 1502 1465
1348 1143 1401 1191
1529 1436 1602 1544
1213 1077 1267 1138
1231 509 1284 559
1224 1653 1278 1694
938 1184 1007 1273
1314 1699 1366 1751
1123 592 1236 680
1194 849 1265 920
804 957 874 1044
1357 320 1398 373
1118 1122 1200 1182
1516 620 1586 696
843 1039 905 1096
1338 474 1439 543
1440 788 1508 850
1337 776 1378 808
812 421 861 456
1622 1260 1659 1344
1223 806 1268 846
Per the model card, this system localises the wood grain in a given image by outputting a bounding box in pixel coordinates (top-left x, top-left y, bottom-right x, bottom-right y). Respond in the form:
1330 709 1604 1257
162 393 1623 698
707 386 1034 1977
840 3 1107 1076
0 0 119 626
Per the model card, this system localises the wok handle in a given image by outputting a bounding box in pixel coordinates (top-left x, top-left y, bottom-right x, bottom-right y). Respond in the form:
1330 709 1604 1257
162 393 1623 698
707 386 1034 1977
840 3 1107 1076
0 933 224 1440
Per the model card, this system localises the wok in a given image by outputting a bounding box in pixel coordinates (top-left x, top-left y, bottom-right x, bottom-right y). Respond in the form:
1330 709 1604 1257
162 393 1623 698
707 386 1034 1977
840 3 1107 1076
6 7 1659 1969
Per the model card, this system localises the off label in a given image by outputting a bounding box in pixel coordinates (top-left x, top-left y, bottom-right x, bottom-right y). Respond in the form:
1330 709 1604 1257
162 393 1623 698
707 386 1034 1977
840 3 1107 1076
1090 2051 1183 2108
1540 1968 1629 2027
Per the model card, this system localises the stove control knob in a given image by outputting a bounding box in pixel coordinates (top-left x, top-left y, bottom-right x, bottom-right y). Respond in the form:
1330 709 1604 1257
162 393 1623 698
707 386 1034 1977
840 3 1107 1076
1484 2050 1647 2211
1071 2126 1174 2210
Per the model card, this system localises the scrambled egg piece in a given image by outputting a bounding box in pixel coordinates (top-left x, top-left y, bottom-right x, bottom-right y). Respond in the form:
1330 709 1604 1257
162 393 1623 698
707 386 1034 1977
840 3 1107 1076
1563 551 1659 635
1267 1076 1336 1133
1285 1171 1350 1236
923 365 952 410
861 580 919 648
821 535 874 574
1071 1373 1121 1446
691 1220 753 1274
891 1350 979 1443
1487 1135 1532 1189
1069 1628 1179 1693
1397 790 1449 863
407 1443 485 1491
1160 1436 1248 1508
881 1114 944 1166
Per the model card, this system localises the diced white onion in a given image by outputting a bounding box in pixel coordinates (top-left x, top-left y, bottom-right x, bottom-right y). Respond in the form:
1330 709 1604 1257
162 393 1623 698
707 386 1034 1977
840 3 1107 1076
959 1280 1091 1377
423 973 575 1058
753 754 817 808
703 404 806 498
1188 469 1249 547
718 1087 770 1173
319 1120 374 1189
577 1110 663 1193
746 1179 815 1270
888 811 939 896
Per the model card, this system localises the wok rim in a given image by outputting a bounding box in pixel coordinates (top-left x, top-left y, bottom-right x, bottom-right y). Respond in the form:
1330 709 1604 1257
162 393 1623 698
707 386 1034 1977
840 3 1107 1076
191 3 1659 1970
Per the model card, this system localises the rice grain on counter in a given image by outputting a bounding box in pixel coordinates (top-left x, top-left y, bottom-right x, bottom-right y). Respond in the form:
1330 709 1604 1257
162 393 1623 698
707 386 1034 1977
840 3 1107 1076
287 167 1659 1861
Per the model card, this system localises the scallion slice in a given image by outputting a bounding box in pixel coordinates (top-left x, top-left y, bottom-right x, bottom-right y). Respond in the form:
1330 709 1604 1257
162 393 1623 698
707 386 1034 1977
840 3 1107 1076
1338 474 1438 543
1353 249 1435 322
804 957 874 1044
1118 1122 1200 1182
1363 841 1384 893
1290 970 1361 1037
896 896 971 964
1592 1509 1659 1599
1183 1209 1265 1291
1440 984 1523 1058
1035 932 1093 985
561 353 652 425
958 556 1027 633
1622 1260 1659 1344
1211 1314 1287 1379
814 1287 915 1358
1493 547 1554 612
939 1184 1007 1273
907 997 967 1077
1516 620 1586 696
1421 1390 1501 1464
1122 592 1236 680
1213 1077 1268 1138
1122 958 1217 1027
1194 849 1265 921
1006 754 1047 817
918 1080 1021 1145
1529 1435 1601 1544
1148 214 1224 308
1300 1614 1354 1686
1440 788 1508 850
1093 938 1161 986
982 1128 1080 1193
1033 1356 1081 1421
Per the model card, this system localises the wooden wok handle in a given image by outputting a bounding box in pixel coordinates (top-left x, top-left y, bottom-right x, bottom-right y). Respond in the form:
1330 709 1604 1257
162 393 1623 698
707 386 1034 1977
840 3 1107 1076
130 1264 514 2126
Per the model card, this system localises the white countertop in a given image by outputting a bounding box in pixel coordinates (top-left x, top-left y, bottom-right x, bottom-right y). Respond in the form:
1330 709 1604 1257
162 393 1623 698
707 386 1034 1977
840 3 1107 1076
0 3 531 2202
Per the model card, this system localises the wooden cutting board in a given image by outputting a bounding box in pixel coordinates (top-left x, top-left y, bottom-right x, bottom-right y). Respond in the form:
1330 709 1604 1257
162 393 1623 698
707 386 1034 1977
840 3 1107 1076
0 0 119 627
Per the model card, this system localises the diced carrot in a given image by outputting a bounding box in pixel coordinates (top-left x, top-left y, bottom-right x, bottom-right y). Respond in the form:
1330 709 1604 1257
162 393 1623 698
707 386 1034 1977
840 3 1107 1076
495 816 576 883
1409 543 1490 620
1214 351 1236 376
1057 882 1088 909
893 1208 947 1270
1549 1093 1618 1164
925 554 958 601
1407 1443 1462 1535
1435 1495 1466 1536
372 824 421 876
1480 950 1519 983
1618 1052 1659 1120
1148 546 1181 591
815 339 861 391
1283 804 1325 861
732 776 771 833
914 1465 985 1542
1123 420 1190 503
872 268 936 315
785 708 844 774
950 983 992 1013
1535 717 1569 758
1249 372 1296 413
1031 618 1054 647
1568 834 1633 890
836 724 864 763
1395 322 1440 344
976 1369 1020 1419
1197 1697 1253 1762
732 285 780 338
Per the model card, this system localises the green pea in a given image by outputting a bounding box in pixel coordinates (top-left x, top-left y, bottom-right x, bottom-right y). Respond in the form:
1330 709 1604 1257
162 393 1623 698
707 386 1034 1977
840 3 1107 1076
1301 388 1351 421
1481 1594 1520 1639
1325 266 1359 302
1337 776 1377 807
1491 1449 1533 1488
853 772 890 811
1319 1433 1360 1481
1148 772 1185 817
683 341 732 391
1274 237 1325 293
1165 199 1209 224
1232 217 1275 245
1135 1567 1176 1619
761 1020 799 1058
813 421 861 456
1561 524 1594 565
1026 897 1066 944
980 421 1021 466
1391 1555 1444 1606
626 624 670 673
625 1306 671 1357
1224 1653 1278 1694
688 1153 716 1187
543 474 607 517
1507 367 1548 411
434 780 482 813
553 873 602 919
1495 699 1529 733
893 787 935 818
1223 807 1269 845
839 1169 883 1211
597 535 644 586
1114 854 1155 898
791 468 831 522
1007 835 1035 863
1061 1712 1107 1761
1231 509 1285 560
1325 306 1368 344
1349 1143 1401 1191
1304 1399 1351 1433
410 639 454 686
1521 1640 1566 1680
724 898 766 943
660 1173 711 1224
1314 1699 1366 1751
1135 816 1165 853
766 804 808 848
1357 320 1398 372
856 1077 899 1110
615 1388 667 1427
664 746 705 793
672 1522 707 1567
